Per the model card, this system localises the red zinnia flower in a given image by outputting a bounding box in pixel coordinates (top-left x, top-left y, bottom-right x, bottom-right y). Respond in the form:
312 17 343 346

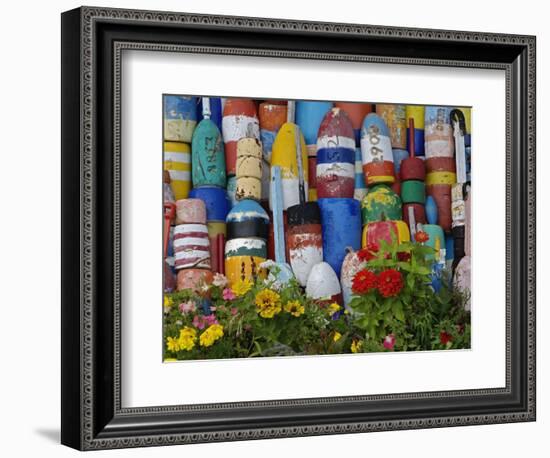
352 269 378 294
383 334 396 350
415 230 429 243
377 269 404 298
440 331 453 345
357 243 378 262
397 251 411 262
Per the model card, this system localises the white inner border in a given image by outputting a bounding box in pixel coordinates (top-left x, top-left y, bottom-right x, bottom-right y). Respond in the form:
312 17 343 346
121 51 506 408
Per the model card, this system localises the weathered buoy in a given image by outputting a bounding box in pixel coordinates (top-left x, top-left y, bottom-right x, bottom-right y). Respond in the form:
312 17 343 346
334 102 373 144
425 195 438 225
164 141 191 200
175 198 207 226
360 113 395 186
401 180 426 204
354 147 367 201
191 118 226 188
453 255 471 310
258 101 287 163
225 199 269 285
222 99 260 176
425 106 454 158
403 203 427 230
270 122 308 210
296 101 333 201
306 261 342 306
361 184 402 224
173 223 211 270
406 105 425 156
420 223 445 261
189 187 230 274
316 108 355 198
164 95 198 142
226 175 238 208
318 198 362 276
392 149 409 176
427 184 452 232
198 97 222 131
176 268 213 292
340 249 364 308
425 157 457 185
362 220 410 249
287 203 323 286
236 137 263 201
376 104 407 149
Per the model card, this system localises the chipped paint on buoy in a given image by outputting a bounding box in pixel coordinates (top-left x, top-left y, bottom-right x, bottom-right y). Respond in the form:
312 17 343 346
376 104 407 149
173 223 211 270
236 137 263 201
425 106 454 158
360 113 395 185
191 118 226 188
306 261 342 305
164 95 198 142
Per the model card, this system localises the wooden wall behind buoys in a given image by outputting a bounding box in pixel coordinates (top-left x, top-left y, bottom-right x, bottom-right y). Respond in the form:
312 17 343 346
361 113 395 186
222 99 260 176
164 95 198 142
191 118 226 188
426 184 452 232
376 104 407 149
270 122 308 210
425 106 454 158
164 141 191 200
318 198 361 277
306 261 343 306
235 137 263 201
361 184 402 224
406 105 425 156
287 202 323 286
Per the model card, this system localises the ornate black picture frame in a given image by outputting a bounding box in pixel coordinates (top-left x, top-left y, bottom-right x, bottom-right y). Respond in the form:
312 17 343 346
61 6 536 450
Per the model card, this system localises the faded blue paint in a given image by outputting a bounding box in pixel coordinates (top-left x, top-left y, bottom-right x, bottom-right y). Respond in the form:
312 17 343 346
260 129 277 161
392 149 409 175
191 119 226 188
164 95 198 121
189 186 230 222
318 198 361 276
226 199 269 224
425 106 453 128
406 127 425 156
425 195 438 225
354 148 366 189
361 113 390 138
295 101 333 145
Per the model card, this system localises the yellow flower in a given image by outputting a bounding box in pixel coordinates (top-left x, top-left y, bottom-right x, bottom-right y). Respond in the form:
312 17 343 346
255 289 282 318
166 336 181 352
178 326 197 351
231 279 253 297
328 302 341 316
164 295 174 313
199 324 224 347
164 358 177 362
284 300 305 317
351 339 363 353
333 331 342 342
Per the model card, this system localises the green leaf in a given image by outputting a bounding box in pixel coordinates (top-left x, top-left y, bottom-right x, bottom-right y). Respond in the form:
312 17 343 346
393 300 405 322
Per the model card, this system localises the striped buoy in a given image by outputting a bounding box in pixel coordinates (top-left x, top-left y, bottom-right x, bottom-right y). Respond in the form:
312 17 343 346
287 202 323 286
296 101 333 201
361 184 402 224
334 102 373 144
425 106 454 158
306 262 343 306
354 147 367 201
189 187 230 274
362 220 410 249
316 108 355 198
270 122 308 210
225 199 269 285
236 137 263 201
318 198 362 276
406 105 425 156
222 99 259 176
360 113 395 185
174 223 211 270
164 95 198 142
164 142 191 200
191 117 226 188
376 104 407 149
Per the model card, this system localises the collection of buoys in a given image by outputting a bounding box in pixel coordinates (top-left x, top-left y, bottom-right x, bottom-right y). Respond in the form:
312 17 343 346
163 97 471 308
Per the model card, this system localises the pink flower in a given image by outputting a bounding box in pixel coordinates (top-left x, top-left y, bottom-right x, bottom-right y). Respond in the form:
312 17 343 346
192 315 205 330
178 300 196 314
204 314 219 326
383 334 396 350
212 273 228 288
222 288 236 301
231 307 238 316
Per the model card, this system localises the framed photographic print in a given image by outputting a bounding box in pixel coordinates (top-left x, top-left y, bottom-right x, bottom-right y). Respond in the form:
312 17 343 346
61 6 536 451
